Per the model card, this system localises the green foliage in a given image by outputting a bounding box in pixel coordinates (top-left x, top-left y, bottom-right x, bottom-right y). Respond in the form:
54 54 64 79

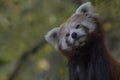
0 0 120 80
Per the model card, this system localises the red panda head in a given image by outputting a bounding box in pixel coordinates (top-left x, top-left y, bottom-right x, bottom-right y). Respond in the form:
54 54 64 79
45 2 101 53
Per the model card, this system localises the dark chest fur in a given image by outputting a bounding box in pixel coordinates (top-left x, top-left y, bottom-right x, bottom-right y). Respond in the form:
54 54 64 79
67 41 111 80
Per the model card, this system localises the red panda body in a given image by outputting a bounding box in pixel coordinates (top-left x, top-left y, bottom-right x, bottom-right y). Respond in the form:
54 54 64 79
67 35 120 80
45 2 120 80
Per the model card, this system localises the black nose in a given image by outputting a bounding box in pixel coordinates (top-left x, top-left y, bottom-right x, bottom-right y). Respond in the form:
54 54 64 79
72 32 77 39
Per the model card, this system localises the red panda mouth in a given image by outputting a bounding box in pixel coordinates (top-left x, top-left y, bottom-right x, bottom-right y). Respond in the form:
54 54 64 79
66 35 87 48
75 34 86 40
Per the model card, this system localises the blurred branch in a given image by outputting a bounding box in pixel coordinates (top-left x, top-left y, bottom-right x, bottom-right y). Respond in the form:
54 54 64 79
8 38 46 80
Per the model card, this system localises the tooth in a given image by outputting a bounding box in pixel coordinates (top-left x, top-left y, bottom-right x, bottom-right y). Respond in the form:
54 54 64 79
75 41 79 46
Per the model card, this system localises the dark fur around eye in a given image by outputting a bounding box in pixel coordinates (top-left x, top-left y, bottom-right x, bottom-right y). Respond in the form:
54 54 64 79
66 33 70 37
75 24 80 29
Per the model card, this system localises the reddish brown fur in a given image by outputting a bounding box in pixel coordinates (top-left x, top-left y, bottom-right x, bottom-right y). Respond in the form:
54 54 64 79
93 17 120 80
59 14 120 80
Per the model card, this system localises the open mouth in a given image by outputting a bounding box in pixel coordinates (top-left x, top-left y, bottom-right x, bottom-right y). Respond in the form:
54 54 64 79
66 35 86 47
73 35 86 46
75 34 86 40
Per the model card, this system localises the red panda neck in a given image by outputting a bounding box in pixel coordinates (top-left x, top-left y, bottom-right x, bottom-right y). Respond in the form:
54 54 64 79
62 37 107 59
67 39 112 80
70 38 107 60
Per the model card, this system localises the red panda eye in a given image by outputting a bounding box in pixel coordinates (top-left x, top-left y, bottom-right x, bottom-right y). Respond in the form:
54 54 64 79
75 25 80 29
66 33 70 37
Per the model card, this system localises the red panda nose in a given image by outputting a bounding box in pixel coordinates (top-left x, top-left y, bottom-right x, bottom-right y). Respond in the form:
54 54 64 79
72 32 77 39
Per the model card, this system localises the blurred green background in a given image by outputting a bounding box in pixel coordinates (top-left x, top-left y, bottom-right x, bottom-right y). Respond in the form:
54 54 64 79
0 0 120 80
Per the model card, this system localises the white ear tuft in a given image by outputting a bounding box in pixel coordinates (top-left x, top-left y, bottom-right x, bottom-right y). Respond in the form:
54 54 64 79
75 2 94 14
45 28 60 49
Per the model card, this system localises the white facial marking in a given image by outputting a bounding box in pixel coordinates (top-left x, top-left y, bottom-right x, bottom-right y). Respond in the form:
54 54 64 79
68 35 74 45
81 20 95 32
60 38 71 51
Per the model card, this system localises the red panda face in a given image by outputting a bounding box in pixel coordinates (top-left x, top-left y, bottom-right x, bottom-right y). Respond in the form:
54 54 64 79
58 14 97 51
45 2 99 51
61 23 88 48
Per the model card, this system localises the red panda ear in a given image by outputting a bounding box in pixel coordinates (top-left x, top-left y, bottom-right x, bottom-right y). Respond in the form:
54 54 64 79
75 2 94 15
45 28 60 49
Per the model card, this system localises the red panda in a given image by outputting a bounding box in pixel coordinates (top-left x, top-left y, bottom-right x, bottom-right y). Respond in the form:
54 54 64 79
45 2 120 80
